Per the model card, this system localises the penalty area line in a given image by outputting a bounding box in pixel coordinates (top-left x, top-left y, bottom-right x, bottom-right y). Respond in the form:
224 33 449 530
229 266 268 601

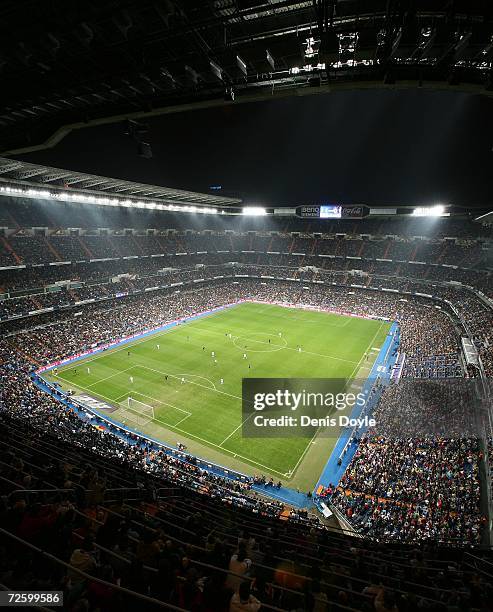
60 380 288 477
137 364 243 403
219 412 255 447
85 365 138 388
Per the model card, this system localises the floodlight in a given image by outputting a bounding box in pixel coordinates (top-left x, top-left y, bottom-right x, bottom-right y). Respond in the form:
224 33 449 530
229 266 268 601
0 185 219 214
412 205 447 217
242 207 267 216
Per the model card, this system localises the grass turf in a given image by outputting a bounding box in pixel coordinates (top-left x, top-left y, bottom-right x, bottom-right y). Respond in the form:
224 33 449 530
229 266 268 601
49 302 390 489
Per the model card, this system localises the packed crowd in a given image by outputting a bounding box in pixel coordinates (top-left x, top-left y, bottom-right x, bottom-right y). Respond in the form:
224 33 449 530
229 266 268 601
402 354 462 379
330 381 484 546
1 350 492 611
3 194 491 237
0 246 492 610
3 280 461 372
5 284 240 362
436 287 493 378
2 410 492 612
0 345 291 521
0 231 491 272
1 236 490 390
1 257 490 382
2 280 478 530
0 267 218 322
2 252 492 301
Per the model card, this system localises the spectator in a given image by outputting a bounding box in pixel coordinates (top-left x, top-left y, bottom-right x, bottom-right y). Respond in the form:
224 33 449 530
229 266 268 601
229 581 261 612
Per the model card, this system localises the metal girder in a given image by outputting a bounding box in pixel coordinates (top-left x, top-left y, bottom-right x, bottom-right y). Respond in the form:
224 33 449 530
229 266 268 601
100 182 133 191
63 176 90 186
76 179 110 188
120 188 147 195
139 189 163 196
39 172 74 182
112 185 138 193
16 168 51 179
0 156 241 205
0 161 23 174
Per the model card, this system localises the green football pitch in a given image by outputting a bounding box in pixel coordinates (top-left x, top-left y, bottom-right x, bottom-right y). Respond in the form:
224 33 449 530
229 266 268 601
48 302 390 490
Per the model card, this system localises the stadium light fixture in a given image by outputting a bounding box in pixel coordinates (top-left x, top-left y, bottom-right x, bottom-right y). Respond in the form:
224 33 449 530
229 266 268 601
412 205 448 217
242 206 267 216
236 55 247 76
210 60 223 81
0 185 219 214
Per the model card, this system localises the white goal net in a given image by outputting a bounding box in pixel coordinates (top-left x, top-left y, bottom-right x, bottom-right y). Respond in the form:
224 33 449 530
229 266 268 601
118 396 155 427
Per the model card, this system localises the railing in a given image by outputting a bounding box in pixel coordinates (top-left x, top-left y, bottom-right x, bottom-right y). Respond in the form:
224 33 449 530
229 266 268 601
0 522 366 612
91 505 371 611
463 552 493 578
7 487 76 496
97 502 450 608
0 425 473 609
0 528 188 612
103 486 148 503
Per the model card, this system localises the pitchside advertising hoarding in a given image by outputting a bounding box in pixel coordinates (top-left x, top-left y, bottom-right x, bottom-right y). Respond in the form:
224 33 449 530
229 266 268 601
296 205 368 219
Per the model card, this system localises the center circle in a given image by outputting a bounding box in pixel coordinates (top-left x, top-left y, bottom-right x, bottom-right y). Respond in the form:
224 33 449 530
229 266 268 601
232 332 288 353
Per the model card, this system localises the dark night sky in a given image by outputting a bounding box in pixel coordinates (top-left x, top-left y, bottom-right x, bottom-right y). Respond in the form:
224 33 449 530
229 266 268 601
17 89 493 209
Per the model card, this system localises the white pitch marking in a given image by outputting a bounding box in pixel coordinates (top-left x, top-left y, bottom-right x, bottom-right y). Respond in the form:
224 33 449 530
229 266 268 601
191 326 359 364
137 365 244 403
347 321 385 382
85 365 137 388
219 412 255 447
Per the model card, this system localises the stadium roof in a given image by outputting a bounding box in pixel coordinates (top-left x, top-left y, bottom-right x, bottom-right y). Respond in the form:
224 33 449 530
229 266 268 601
0 157 242 210
0 0 492 154
475 210 493 225
1 157 489 219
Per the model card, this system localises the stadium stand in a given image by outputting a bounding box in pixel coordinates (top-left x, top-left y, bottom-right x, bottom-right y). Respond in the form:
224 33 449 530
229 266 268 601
1 197 492 611
1 0 493 605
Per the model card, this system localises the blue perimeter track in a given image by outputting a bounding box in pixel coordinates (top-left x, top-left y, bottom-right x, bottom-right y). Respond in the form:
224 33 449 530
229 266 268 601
313 321 400 495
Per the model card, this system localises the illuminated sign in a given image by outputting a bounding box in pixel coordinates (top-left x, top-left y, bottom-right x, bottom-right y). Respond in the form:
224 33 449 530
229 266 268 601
298 206 321 218
320 205 342 219
296 205 368 219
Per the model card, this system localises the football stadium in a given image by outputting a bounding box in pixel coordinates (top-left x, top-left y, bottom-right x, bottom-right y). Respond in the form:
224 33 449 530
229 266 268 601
1 1 493 611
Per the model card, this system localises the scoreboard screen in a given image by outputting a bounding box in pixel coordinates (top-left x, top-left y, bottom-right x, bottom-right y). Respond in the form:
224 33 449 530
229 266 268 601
296 205 367 219
319 205 342 219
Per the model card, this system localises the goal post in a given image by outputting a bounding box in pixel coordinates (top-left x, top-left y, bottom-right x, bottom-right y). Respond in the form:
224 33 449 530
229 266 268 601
118 396 155 426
